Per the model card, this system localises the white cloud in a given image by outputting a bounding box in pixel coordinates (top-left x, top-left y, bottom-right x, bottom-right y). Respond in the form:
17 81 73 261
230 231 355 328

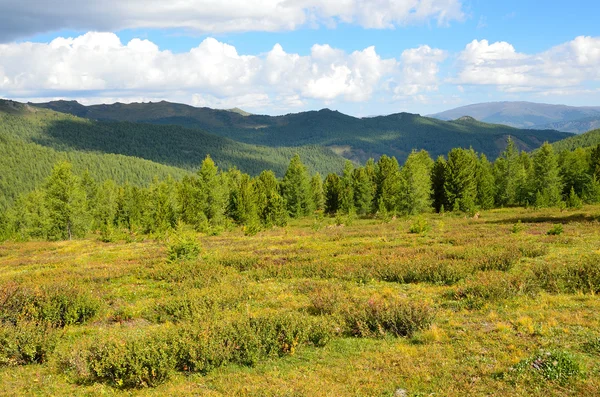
454 36 600 93
1 32 443 111
0 0 465 42
391 45 447 96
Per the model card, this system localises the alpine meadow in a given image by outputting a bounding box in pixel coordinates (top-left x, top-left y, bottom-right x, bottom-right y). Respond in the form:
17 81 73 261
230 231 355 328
1 1 600 396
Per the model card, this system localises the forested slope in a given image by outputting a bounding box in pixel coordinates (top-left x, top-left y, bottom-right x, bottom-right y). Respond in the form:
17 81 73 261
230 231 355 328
0 100 347 208
552 129 600 152
34 100 572 163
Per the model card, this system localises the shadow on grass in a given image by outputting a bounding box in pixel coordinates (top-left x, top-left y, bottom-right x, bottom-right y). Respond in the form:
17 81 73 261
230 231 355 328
487 212 600 225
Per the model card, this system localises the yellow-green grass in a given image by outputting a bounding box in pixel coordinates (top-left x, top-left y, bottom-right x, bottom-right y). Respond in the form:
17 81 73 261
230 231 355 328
0 206 599 396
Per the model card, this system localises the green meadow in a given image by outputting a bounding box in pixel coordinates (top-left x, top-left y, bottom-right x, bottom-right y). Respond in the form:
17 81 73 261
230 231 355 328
1 206 599 396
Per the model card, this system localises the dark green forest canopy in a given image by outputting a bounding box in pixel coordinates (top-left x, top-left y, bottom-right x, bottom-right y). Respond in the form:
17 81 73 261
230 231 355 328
33 100 572 163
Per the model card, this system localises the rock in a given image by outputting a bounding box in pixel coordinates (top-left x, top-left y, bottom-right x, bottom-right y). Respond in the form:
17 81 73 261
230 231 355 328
394 388 408 397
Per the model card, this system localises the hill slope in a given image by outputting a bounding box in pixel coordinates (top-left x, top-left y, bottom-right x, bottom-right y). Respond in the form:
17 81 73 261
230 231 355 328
33 100 571 163
551 128 600 152
0 100 347 207
429 101 600 133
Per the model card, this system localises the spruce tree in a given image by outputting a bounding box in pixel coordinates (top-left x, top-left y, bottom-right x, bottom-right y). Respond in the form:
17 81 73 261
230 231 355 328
398 150 433 215
281 154 312 218
254 170 287 227
444 148 478 213
44 161 90 240
324 173 342 215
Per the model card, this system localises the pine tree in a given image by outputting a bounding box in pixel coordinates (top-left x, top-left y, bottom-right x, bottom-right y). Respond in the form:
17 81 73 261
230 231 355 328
444 148 478 213
476 154 495 210
324 173 342 215
431 156 447 213
397 150 433 215
531 142 563 207
281 154 312 218
44 161 90 240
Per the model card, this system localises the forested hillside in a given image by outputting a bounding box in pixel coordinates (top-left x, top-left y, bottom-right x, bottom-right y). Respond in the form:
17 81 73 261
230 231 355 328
0 100 347 208
552 128 600 152
34 100 571 163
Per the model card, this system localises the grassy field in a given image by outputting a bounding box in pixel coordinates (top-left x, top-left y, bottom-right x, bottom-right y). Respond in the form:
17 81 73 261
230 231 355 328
0 206 599 396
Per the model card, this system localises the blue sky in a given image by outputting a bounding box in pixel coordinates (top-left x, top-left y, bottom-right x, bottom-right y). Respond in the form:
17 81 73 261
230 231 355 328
1 0 599 116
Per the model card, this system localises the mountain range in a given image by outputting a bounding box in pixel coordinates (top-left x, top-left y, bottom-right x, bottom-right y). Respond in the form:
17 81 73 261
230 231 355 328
33 100 570 164
430 101 600 134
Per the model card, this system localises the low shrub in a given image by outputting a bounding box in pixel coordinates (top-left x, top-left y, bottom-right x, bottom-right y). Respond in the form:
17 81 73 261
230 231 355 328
0 283 100 327
167 233 200 262
409 217 430 234
511 220 525 234
531 254 600 294
519 243 548 258
510 350 581 385
343 297 434 338
449 271 538 308
0 323 56 366
86 330 176 389
477 248 521 271
219 254 260 272
583 337 600 355
547 224 564 236
77 312 333 388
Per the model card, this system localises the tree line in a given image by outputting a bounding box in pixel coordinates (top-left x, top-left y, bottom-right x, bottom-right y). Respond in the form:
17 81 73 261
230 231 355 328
1 138 599 242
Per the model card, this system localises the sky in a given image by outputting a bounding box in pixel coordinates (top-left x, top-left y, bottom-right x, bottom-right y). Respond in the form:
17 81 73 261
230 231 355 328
0 0 599 116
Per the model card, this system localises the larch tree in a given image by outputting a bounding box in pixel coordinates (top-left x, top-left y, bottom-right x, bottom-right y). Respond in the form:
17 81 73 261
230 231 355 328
281 154 313 218
44 161 90 240
397 150 433 215
444 148 478 213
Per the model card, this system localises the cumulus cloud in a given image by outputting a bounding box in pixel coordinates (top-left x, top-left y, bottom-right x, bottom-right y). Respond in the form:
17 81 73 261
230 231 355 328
454 36 600 92
0 0 465 42
0 32 444 111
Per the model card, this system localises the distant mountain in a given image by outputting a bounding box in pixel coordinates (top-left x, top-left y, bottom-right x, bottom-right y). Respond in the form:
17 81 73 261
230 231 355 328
33 100 571 163
429 101 600 133
531 117 600 135
551 128 600 152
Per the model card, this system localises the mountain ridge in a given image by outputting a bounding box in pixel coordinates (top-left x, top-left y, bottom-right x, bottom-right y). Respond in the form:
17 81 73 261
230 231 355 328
32 99 571 163
429 101 600 134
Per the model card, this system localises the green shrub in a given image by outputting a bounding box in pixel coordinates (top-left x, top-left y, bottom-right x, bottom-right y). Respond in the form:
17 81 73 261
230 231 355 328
0 283 100 327
583 337 600 355
511 220 525 234
449 271 538 308
167 233 200 262
409 217 430 234
547 224 564 236
519 244 548 258
477 248 521 271
531 254 600 294
218 254 260 272
343 298 434 338
511 351 581 385
86 331 176 389
0 323 56 366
